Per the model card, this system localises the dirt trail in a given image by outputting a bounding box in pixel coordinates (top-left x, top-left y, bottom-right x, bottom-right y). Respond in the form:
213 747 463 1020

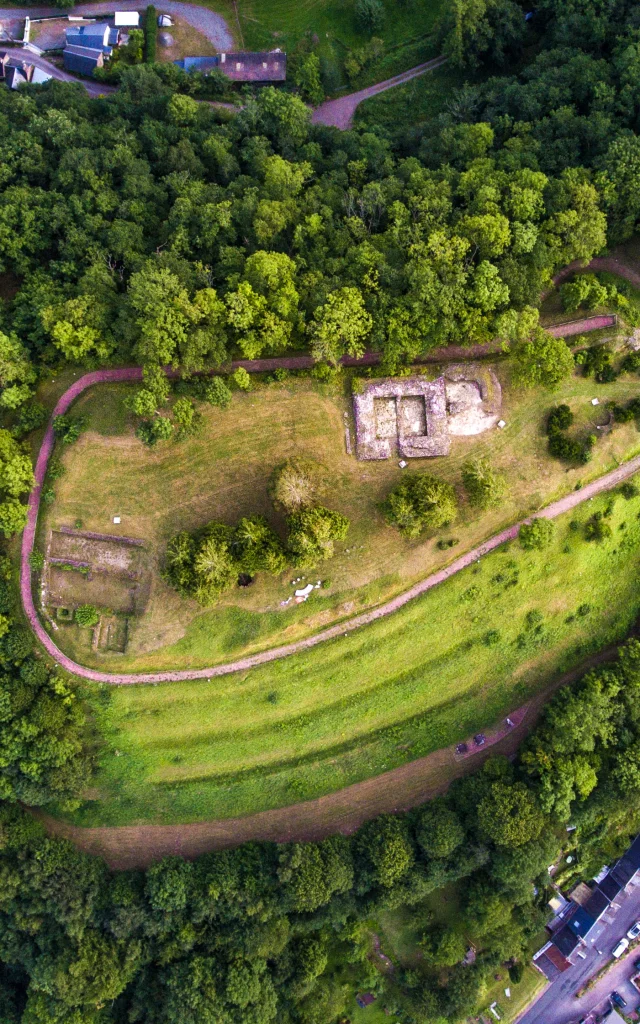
311 56 448 130
38 646 618 868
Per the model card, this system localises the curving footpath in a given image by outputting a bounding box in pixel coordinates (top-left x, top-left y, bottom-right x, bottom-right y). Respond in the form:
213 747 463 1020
21 362 640 685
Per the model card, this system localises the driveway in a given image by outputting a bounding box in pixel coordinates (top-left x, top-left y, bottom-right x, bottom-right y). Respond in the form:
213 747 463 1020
311 55 447 129
0 1 233 49
520 884 640 1024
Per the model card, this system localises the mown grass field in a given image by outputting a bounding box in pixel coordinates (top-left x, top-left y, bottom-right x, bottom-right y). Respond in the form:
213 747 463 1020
42 357 640 673
66 482 640 826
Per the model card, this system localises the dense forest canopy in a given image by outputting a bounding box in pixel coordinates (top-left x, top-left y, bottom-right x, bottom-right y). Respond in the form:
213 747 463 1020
4 0 640 1020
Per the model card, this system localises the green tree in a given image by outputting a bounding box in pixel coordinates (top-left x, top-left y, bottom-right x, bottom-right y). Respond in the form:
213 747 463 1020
232 516 287 575
477 781 544 847
270 458 321 512
416 801 465 858
422 925 466 967
384 473 458 537
287 506 349 567
192 525 238 604
309 288 372 365
519 517 553 550
203 376 233 408
514 327 575 388
356 815 414 887
173 397 201 439
232 367 252 391
293 53 324 105
462 457 505 509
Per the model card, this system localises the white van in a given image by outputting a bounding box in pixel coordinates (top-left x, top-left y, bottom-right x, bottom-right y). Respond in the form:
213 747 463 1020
612 938 629 958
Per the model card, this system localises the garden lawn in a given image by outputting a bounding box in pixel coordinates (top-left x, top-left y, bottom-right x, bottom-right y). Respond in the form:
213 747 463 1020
68 483 640 826
41 365 640 673
228 0 445 90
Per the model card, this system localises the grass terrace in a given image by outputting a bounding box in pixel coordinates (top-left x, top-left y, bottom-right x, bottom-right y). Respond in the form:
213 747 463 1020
66 481 640 826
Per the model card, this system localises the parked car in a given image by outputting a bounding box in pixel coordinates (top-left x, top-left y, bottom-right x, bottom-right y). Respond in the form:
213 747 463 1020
611 990 628 1008
635 956 640 970
612 938 629 958
628 921 640 939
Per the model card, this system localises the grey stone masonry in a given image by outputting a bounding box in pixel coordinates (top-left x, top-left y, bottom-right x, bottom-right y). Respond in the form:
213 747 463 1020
354 376 450 460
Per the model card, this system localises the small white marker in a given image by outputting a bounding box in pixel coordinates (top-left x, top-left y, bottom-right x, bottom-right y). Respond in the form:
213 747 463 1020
113 516 121 524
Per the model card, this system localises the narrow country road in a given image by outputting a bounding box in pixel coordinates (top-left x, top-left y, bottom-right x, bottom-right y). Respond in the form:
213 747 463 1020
311 55 448 129
20 360 640 685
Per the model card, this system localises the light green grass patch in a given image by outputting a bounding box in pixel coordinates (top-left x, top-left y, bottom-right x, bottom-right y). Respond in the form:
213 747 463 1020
66 482 640 826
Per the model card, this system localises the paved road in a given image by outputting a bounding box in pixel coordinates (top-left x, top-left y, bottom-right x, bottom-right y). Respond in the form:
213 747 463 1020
311 55 448 129
521 884 640 1024
20 362 640 685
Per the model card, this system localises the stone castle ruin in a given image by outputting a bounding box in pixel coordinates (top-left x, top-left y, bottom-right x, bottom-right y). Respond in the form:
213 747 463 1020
353 365 502 461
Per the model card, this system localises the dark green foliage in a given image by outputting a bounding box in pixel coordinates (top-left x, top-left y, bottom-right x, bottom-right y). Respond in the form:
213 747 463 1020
52 415 85 445
144 5 157 62
355 0 385 33
384 474 458 537
547 404 573 433
621 482 639 499
576 344 617 383
136 416 174 446
584 512 612 542
11 401 47 440
546 403 595 464
519 518 553 550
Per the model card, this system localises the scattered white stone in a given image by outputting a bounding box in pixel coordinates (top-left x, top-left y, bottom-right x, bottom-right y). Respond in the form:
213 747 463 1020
504 988 511 999
113 516 121 524
399 459 407 468
497 419 506 428
592 398 600 406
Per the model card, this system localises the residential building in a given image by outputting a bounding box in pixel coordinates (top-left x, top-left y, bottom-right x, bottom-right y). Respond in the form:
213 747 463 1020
532 831 640 980
65 23 118 54
174 50 286 82
63 45 104 76
0 54 52 89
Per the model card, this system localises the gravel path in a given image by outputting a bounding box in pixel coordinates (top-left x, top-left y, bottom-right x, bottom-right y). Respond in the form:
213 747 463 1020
0 2 233 48
311 55 448 130
21 361 640 685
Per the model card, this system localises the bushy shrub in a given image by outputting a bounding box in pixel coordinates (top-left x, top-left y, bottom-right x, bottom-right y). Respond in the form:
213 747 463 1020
204 376 233 408
575 344 616 382
355 0 384 34
584 513 612 542
384 474 458 537
75 604 99 627
52 415 85 445
519 518 554 550
136 415 173 446
547 404 573 432
462 457 505 509
621 482 639 499
232 367 251 391
11 400 47 439
559 273 611 313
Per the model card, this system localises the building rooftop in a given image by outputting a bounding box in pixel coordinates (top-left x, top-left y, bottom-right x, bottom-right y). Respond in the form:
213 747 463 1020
175 50 286 82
